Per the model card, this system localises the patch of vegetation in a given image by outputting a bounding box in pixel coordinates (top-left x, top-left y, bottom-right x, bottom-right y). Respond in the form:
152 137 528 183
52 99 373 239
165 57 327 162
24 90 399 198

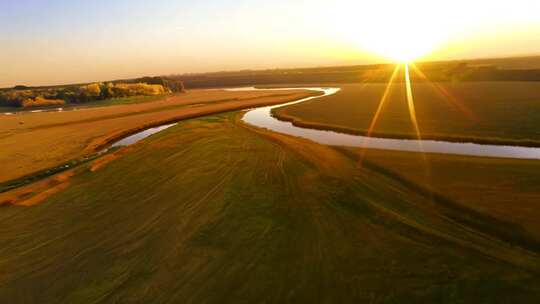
273 82 540 146
348 147 540 241
0 77 184 108
1 113 539 302
0 89 314 182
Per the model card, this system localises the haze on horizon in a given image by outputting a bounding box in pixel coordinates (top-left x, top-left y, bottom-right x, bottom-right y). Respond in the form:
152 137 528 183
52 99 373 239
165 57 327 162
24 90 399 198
1 0 539 87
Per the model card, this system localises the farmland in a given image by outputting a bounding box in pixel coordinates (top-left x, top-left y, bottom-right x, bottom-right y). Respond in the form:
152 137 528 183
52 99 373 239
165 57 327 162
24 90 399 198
3 0 540 301
0 88 315 183
1 59 540 303
170 56 540 88
1 112 540 303
273 81 540 146
347 147 540 243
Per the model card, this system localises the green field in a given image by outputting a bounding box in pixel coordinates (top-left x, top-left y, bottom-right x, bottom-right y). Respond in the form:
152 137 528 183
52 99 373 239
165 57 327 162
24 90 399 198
350 147 540 243
1 112 540 303
273 81 540 146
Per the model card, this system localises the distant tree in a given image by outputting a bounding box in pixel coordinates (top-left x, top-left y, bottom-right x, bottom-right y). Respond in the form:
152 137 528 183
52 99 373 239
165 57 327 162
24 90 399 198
113 83 167 96
80 83 102 97
20 96 64 108
134 76 185 93
99 82 114 99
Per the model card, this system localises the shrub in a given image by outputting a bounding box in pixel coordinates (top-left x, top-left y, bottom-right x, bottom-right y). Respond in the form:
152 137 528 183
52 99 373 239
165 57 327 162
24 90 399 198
80 83 102 97
112 83 167 96
0 90 36 107
0 78 178 107
20 96 65 108
134 77 185 93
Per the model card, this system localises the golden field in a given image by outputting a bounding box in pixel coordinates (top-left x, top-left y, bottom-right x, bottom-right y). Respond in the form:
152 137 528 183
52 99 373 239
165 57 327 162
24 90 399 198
273 81 540 146
0 88 316 183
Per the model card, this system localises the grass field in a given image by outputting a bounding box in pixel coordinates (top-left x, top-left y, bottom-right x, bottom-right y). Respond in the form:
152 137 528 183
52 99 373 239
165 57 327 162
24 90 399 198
0 88 315 183
273 82 540 146
348 147 540 242
1 112 540 303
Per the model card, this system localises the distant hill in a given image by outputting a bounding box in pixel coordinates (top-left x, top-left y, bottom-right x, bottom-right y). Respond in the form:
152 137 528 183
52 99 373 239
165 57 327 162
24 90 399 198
464 55 540 70
167 55 540 88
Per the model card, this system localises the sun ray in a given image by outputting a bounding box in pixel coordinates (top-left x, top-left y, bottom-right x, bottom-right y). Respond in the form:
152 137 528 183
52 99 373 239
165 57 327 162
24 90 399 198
405 63 433 191
405 64 422 141
354 65 397 93
358 65 400 166
366 66 401 138
409 63 480 122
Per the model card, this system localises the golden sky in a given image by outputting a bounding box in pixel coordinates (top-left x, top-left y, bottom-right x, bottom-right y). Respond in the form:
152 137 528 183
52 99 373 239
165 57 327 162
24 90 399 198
1 0 539 87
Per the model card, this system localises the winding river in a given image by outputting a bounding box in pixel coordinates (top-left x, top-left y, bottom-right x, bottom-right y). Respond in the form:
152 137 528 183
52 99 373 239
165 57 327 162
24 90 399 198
111 123 178 148
5 87 540 161
237 87 540 160
21 87 537 160
5 86 539 192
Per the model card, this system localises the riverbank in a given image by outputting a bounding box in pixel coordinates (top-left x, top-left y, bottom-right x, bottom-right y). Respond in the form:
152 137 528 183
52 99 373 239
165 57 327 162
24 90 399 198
0 88 317 183
271 82 540 148
272 110 540 147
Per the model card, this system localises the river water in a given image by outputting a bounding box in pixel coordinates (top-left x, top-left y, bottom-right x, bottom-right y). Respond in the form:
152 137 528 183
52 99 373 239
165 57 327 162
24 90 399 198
237 87 540 160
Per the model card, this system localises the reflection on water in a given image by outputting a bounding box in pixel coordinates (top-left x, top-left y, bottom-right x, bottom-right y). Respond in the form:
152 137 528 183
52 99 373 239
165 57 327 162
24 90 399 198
3 107 67 115
237 87 540 160
111 123 177 147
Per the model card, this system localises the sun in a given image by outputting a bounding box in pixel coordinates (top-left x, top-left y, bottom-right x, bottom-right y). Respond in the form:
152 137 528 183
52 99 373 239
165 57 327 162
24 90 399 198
359 34 439 63
341 14 448 63
326 1 463 63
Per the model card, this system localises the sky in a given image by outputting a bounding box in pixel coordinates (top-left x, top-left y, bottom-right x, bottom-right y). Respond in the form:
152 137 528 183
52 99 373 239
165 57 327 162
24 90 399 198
1 0 540 87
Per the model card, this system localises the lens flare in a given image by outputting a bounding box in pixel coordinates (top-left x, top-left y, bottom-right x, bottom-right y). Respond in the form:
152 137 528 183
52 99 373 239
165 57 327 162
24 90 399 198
404 63 432 188
409 63 479 121
404 64 422 141
358 65 400 165
366 66 401 138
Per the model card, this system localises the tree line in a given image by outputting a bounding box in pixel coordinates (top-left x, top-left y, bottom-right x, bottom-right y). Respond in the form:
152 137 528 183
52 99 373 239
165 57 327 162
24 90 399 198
0 77 185 108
